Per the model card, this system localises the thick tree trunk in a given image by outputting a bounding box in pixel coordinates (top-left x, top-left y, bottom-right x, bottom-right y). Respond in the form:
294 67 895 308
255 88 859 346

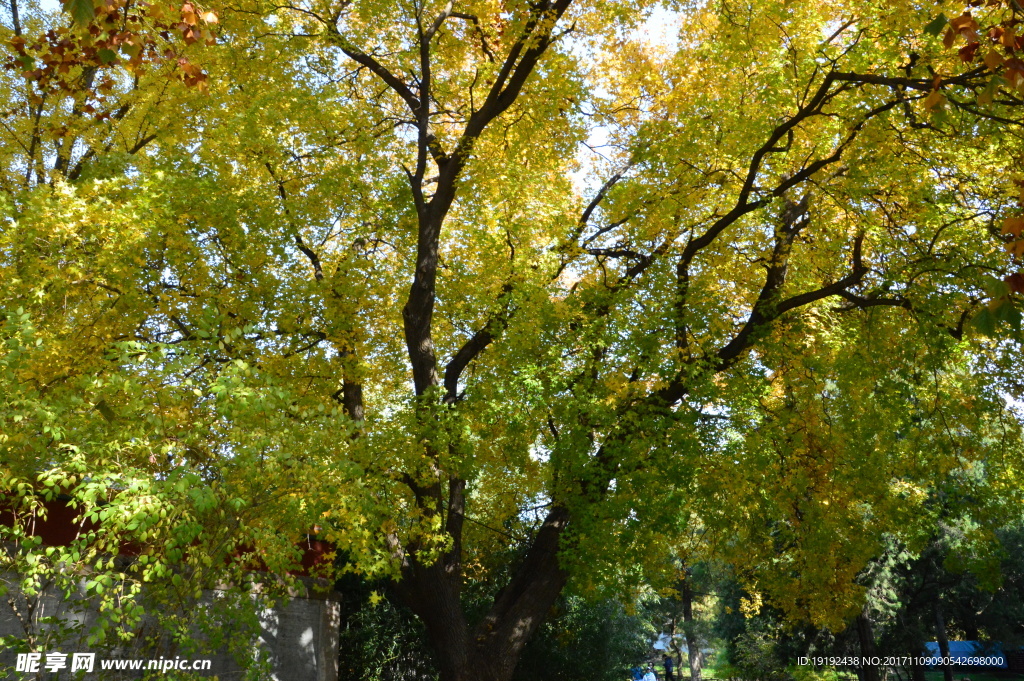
396 505 570 681
910 656 926 681
934 602 954 681
856 610 880 681
682 577 703 681
397 559 469 681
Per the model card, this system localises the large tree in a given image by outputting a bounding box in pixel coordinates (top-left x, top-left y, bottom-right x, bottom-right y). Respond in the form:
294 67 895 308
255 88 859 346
4 0 1024 679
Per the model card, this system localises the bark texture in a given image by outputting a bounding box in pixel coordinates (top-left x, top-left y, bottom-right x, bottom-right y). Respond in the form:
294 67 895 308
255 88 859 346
682 577 704 681
856 610 880 681
395 507 570 681
934 602 954 681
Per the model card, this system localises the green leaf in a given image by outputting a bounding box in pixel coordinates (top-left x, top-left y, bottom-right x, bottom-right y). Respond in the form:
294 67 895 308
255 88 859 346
984 277 1011 299
63 0 95 25
972 307 996 336
94 400 116 423
97 48 118 64
121 43 142 60
1008 305 1022 332
979 76 1003 105
992 299 1021 331
924 14 948 37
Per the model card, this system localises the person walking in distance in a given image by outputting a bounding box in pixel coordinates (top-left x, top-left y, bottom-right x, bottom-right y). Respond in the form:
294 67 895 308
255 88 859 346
663 654 676 681
643 666 657 681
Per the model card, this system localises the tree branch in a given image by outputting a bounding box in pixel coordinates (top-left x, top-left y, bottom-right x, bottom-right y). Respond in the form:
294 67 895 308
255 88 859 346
402 0 578 395
716 232 867 367
328 31 421 114
265 162 324 281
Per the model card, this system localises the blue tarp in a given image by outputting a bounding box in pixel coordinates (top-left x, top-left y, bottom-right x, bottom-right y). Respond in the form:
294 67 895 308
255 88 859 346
923 641 1008 669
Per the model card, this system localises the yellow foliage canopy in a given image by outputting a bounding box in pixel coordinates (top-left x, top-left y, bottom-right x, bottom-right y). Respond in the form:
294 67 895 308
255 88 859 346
3 0 1024 675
